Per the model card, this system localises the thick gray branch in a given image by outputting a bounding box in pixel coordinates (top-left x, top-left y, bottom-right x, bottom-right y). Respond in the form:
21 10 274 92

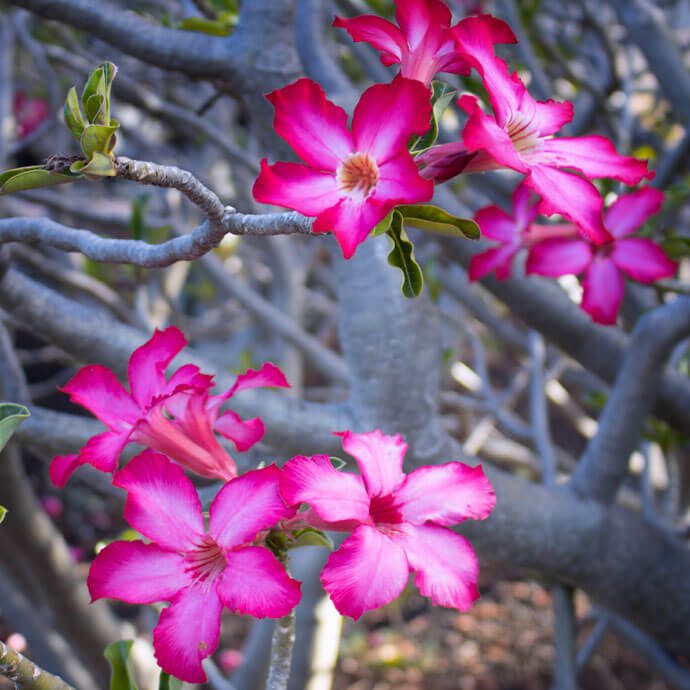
0 641 76 690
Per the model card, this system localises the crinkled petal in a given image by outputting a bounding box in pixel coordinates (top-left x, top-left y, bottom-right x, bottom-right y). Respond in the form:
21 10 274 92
604 187 665 238
333 15 405 66
218 546 301 618
77 429 131 474
397 463 496 525
525 237 593 277
612 238 677 283
209 465 294 549
402 524 479 611
164 364 213 398
321 525 408 619
468 245 519 282
227 362 290 398
279 454 370 523
62 365 139 430
475 205 518 242
375 151 434 204
266 78 353 169
49 454 81 488
214 410 264 452
88 541 189 604
339 430 407 497
581 257 625 325
113 450 205 551
352 77 432 164
153 585 222 684
253 160 341 217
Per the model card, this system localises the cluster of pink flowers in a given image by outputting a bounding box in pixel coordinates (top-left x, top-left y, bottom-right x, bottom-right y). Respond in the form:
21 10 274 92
52 327 495 682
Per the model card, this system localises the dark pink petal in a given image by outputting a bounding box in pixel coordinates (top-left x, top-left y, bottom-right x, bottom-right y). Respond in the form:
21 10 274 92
153 585 222 684
530 100 573 137
332 15 405 66
209 465 294 549
340 429 407 497
214 410 264 452
611 238 677 283
468 245 519 282
581 257 625 325
77 429 131 474
127 327 187 408
266 78 353 170
526 165 611 245
402 524 479 611
49 454 81 488
253 160 341 217
474 205 517 242
396 0 451 49
321 525 408 619
62 365 139 430
227 362 290 398
397 463 496 525
604 187 665 238
218 546 301 618
511 180 540 227
375 151 435 204
88 541 189 604
352 77 432 164
537 136 653 184
164 364 213 398
113 450 205 551
525 237 593 277
279 454 370 523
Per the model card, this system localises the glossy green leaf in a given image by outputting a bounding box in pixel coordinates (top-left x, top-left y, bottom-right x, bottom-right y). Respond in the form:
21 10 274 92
0 403 30 453
81 124 119 158
0 166 80 194
158 672 183 690
386 210 424 298
74 152 116 177
290 527 334 550
371 210 394 237
64 86 86 139
82 67 105 117
105 640 139 690
410 80 457 153
84 93 105 124
0 505 7 524
396 204 480 239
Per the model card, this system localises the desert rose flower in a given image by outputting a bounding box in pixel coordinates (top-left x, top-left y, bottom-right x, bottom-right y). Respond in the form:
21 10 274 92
280 430 495 619
253 76 434 259
13 92 49 139
88 452 301 683
333 2 514 86
50 327 289 486
526 188 677 324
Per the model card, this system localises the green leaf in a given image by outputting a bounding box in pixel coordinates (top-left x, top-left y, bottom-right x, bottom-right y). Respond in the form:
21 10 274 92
81 62 118 125
0 403 29 452
64 86 86 139
0 505 7 524
84 93 105 124
329 456 346 470
661 236 690 260
290 527 334 550
81 66 105 118
371 210 394 237
0 166 81 194
158 672 183 690
396 204 480 239
74 152 116 177
178 16 233 36
386 210 424 298
80 124 119 158
410 80 457 153
104 640 139 690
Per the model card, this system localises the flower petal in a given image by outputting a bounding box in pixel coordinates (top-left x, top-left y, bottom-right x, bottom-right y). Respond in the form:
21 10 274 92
279 454 370 523
49 454 81 488
227 362 290 398
402 524 480 611
266 78 353 169
88 541 189 604
339 429 407 497
153 585 222 684
321 525 408 619
375 151 435 204
525 237 593 277
604 187 665 238
77 429 131 474
218 546 301 618
397 463 496 525
332 15 405 66
511 179 540 226
214 410 264 452
611 238 677 283
417 141 480 183
530 99 574 137
113 450 205 551
396 0 451 50
209 465 294 549
581 257 625 325
475 205 518 242
468 245 519 282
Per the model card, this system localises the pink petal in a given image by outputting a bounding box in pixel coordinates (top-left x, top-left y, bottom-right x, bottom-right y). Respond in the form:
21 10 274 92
113 450 205 551
352 77 432 164
209 465 294 550
612 238 677 283
525 237 593 277
214 410 264 452
530 100 574 137
77 429 131 474
475 205 518 242
511 180 540 227
418 141 482 183
375 151 435 204
279 454 370 523
217 546 301 618
227 362 290 398
340 429 407 497
127 327 187 408
253 159 341 217
62 365 139 430
266 78 353 170
402 524 479 610
332 15 405 66
581 257 625 325
88 541 189 604
321 525 409 619
397 463 496 525
537 136 653 184
604 187 665 238
468 245 519 282
396 0 451 50
153 585 222 684
164 364 213 398
49 454 81 488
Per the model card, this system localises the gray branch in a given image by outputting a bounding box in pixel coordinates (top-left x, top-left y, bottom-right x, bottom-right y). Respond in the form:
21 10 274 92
0 641 76 690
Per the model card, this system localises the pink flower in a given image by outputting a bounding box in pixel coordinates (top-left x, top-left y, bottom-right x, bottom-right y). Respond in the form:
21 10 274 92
13 92 49 139
50 327 289 487
280 430 495 619
418 16 653 244
88 451 301 683
253 76 434 259
526 188 677 324
333 2 514 86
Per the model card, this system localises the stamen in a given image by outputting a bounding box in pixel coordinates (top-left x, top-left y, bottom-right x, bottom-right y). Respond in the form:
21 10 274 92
185 535 226 585
337 153 380 197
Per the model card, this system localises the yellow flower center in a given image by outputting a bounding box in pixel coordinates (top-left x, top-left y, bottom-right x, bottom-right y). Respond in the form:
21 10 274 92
337 153 380 197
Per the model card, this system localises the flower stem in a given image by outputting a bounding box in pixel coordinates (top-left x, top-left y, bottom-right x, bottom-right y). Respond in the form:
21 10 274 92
265 610 295 690
0 641 76 690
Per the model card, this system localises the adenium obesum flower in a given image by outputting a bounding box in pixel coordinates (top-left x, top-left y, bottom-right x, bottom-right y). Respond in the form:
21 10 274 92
252 76 434 259
88 451 301 683
333 2 514 86
418 16 653 244
280 430 495 619
526 187 677 324
13 92 49 139
50 327 289 486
